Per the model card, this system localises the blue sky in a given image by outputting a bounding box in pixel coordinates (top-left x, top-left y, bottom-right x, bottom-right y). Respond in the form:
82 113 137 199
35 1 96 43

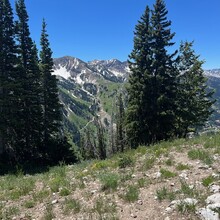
11 0 220 69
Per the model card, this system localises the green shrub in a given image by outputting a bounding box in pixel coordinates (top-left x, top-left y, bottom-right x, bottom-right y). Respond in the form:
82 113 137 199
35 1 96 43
177 201 196 214
156 186 176 202
156 186 168 202
63 198 81 214
49 178 61 192
23 200 35 208
32 189 50 202
99 173 119 192
180 180 199 198
142 156 155 171
137 178 146 188
2 206 20 219
165 158 175 166
123 185 139 202
202 175 215 187
155 148 168 157
188 149 212 165
43 204 55 220
176 163 191 171
93 197 116 216
59 187 70 196
118 155 135 168
48 176 69 193
160 168 176 179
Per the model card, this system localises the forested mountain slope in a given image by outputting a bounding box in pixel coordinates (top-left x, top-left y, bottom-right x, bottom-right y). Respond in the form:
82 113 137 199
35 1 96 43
53 56 220 145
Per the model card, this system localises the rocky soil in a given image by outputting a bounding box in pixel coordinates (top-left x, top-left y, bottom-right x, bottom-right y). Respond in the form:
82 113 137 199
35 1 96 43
1 136 220 220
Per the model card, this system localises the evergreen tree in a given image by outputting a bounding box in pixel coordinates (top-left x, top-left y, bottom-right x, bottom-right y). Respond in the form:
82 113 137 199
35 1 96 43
126 0 178 148
176 41 215 137
94 118 106 159
40 19 62 151
109 109 116 155
15 0 43 159
149 0 178 142
126 6 152 148
80 129 97 160
116 93 125 152
0 0 20 158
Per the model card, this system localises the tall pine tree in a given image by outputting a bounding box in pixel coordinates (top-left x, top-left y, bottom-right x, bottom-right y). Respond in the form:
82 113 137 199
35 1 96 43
126 0 178 148
0 0 20 158
15 0 43 160
40 19 62 152
149 0 178 142
176 41 215 137
126 6 153 148
116 93 126 152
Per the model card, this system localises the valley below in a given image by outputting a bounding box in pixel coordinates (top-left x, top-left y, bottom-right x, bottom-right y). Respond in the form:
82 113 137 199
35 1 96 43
53 56 220 147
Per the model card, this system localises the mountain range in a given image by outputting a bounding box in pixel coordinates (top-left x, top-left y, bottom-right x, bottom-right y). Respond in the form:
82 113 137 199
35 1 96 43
53 56 220 145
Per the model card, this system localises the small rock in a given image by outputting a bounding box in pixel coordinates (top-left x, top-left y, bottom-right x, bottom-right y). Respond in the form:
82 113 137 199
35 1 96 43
169 200 178 207
212 173 220 178
198 165 209 169
213 155 219 161
20 214 26 218
165 207 172 213
207 203 220 210
169 198 197 208
137 200 143 205
196 181 201 185
82 176 88 180
179 172 188 180
59 198 65 203
12 217 16 220
164 217 170 220
183 198 198 205
132 174 136 178
197 208 219 220
189 185 194 189
52 192 56 196
155 171 161 179
209 185 220 193
51 199 58 204
170 183 175 187
206 193 220 204
131 213 137 218
91 190 97 194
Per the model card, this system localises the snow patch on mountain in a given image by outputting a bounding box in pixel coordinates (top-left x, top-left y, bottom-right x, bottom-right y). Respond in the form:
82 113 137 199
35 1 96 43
205 69 220 78
71 58 79 69
75 73 84 85
110 69 124 77
53 65 71 79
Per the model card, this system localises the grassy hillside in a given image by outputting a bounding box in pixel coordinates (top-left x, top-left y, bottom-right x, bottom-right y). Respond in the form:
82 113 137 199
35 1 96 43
98 79 123 114
1 134 220 219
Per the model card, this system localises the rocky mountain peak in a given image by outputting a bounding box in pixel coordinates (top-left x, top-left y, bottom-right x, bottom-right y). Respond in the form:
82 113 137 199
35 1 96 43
204 69 220 78
53 56 129 83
